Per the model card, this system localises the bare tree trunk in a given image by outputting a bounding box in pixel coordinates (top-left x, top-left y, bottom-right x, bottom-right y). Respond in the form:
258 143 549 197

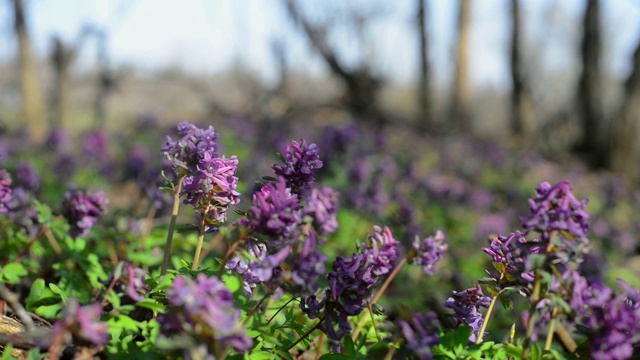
12 0 45 141
283 0 384 125
50 37 74 131
417 0 431 131
578 0 607 167
509 0 533 139
451 0 471 130
610 35 640 179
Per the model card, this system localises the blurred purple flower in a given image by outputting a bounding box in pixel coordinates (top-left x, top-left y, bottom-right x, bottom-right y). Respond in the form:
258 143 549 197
398 312 440 360
303 186 339 235
82 130 108 159
362 225 399 276
411 230 447 276
0 169 12 214
125 265 150 302
474 213 509 240
579 285 640 360
61 188 108 238
159 274 252 354
273 138 323 199
16 162 40 192
53 298 109 346
126 146 152 180
445 285 491 342
45 128 69 152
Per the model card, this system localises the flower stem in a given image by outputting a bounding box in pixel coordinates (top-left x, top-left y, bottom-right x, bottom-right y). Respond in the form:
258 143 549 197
545 307 558 350
267 297 297 325
161 176 184 276
367 301 381 342
523 270 543 359
352 256 408 341
475 290 501 344
285 317 324 352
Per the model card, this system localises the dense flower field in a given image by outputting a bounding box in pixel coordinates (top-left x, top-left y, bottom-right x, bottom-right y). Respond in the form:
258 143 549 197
0 118 638 359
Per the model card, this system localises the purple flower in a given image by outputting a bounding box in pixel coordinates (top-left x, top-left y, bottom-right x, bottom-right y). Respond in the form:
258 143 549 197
45 128 69 152
159 274 252 354
0 169 12 214
273 139 323 199
82 130 108 159
581 291 640 360
226 241 291 296
322 253 377 341
303 187 339 235
290 231 328 295
445 285 491 342
411 230 447 275
182 154 240 228
15 162 40 192
398 312 440 360
60 188 108 238
482 231 536 286
53 298 109 346
125 146 152 180
362 225 399 276
520 181 590 243
242 177 301 240
300 295 326 319
125 265 150 302
162 122 218 172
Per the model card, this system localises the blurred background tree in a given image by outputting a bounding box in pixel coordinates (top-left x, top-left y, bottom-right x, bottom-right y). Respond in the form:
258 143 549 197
1 0 640 179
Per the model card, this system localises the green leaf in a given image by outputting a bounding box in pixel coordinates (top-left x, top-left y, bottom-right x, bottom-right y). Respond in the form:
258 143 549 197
528 254 547 270
0 263 28 284
34 201 52 224
26 279 62 310
223 274 242 294
318 355 352 360
49 283 67 303
135 298 165 313
453 325 471 349
343 335 356 356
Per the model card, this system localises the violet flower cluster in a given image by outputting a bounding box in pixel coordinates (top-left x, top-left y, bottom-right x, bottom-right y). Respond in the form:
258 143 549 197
273 139 323 199
362 225 399 276
445 285 491 342
225 241 291 296
242 177 301 240
60 188 108 238
158 274 252 357
573 280 640 360
163 122 240 232
520 180 590 244
0 169 12 214
398 311 441 360
482 231 538 287
53 298 109 346
16 162 40 193
411 230 448 276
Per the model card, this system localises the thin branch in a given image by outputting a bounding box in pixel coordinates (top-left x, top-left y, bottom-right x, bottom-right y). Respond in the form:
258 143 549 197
0 284 35 331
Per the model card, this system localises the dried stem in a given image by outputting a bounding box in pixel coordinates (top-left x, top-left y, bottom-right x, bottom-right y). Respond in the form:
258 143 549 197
0 283 35 331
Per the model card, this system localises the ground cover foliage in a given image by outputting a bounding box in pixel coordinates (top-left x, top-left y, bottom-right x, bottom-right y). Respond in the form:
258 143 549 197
0 117 638 359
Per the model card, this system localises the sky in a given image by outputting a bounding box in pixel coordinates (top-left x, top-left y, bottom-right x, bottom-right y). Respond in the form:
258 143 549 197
1 0 640 90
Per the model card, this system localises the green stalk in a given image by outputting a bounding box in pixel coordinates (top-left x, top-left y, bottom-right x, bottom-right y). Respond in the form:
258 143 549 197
191 206 210 270
475 291 501 344
523 270 542 359
160 176 184 276
352 256 408 341
285 317 324 352
545 307 558 350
